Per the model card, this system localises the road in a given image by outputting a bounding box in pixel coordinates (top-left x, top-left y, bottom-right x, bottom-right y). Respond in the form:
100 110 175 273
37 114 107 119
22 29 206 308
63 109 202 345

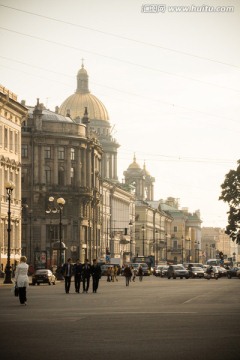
0 276 240 360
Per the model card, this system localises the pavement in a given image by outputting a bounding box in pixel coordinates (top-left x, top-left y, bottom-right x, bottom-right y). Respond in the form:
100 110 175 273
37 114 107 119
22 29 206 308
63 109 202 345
1 275 240 360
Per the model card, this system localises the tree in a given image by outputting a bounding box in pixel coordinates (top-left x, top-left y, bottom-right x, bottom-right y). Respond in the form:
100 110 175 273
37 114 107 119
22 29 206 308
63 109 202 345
219 160 240 244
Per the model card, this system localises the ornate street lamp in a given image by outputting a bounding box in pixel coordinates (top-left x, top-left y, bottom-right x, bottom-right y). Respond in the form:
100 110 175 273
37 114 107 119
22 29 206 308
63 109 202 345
4 181 15 284
46 196 65 274
141 224 145 256
129 220 133 260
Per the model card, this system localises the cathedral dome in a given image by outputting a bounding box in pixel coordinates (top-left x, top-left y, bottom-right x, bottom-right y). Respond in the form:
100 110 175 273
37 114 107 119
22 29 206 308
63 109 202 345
127 154 141 171
59 65 109 121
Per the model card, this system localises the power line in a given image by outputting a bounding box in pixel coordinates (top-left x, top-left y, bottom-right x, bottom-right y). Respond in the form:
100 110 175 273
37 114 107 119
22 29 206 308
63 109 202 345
1 3 239 71
0 26 240 95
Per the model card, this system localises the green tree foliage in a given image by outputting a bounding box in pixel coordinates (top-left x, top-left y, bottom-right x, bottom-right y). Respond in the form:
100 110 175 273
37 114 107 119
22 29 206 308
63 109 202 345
219 160 240 244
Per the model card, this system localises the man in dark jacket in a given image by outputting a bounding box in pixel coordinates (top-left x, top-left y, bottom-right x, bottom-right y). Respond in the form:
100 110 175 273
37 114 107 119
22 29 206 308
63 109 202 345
73 259 82 293
123 264 132 286
62 258 74 293
82 259 91 293
91 259 102 293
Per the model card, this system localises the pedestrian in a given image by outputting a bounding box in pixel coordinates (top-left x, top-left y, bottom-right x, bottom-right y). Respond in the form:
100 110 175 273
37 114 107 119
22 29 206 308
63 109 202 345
91 259 102 293
106 266 111 282
138 265 143 281
14 256 29 306
132 267 137 282
82 258 91 293
113 266 119 282
62 258 74 294
73 259 82 293
110 266 115 282
123 264 132 286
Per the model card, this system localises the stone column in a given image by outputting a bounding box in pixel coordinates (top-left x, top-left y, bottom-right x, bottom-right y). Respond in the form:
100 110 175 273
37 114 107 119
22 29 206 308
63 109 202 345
66 147 71 185
33 144 39 183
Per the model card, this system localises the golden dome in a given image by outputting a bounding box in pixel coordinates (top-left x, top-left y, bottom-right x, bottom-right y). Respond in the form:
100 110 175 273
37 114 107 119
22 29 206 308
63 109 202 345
128 154 141 170
59 93 109 121
59 65 109 121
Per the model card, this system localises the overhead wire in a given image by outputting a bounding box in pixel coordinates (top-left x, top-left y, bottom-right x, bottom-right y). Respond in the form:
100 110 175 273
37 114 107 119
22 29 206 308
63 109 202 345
0 3 239 71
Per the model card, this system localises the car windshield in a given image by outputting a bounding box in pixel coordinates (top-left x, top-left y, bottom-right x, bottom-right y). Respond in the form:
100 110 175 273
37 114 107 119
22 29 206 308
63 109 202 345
36 270 48 274
174 266 184 270
192 267 202 271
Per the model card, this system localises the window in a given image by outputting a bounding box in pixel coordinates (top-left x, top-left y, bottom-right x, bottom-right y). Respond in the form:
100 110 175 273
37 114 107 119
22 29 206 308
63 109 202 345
71 167 74 185
15 132 18 153
58 147 65 160
174 226 178 232
0 125 2 146
71 148 75 160
22 144 28 158
58 166 64 185
45 146 51 159
45 166 51 184
173 240 178 249
10 130 13 151
4 127 8 148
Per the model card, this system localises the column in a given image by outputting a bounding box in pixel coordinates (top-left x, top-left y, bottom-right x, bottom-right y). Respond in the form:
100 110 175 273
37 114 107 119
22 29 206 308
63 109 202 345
66 147 71 185
53 146 58 184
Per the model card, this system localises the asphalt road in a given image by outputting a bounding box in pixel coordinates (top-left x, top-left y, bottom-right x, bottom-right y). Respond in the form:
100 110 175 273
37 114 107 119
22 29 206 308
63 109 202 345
1 276 240 360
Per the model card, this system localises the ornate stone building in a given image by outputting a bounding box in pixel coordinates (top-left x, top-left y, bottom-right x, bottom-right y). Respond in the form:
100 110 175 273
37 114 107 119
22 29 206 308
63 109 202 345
0 85 27 271
21 99 102 266
21 65 135 268
124 155 172 264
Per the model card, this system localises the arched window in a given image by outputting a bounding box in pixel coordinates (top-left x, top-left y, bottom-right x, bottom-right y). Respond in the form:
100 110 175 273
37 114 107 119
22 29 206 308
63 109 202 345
71 167 74 185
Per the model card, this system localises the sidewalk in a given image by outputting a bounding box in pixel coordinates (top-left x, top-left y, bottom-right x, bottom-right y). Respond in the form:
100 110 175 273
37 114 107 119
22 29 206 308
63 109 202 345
0 276 32 286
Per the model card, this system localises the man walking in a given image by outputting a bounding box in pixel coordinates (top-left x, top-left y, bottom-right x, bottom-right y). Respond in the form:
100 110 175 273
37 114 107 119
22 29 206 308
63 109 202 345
62 258 74 293
73 259 82 293
91 259 102 293
123 264 132 286
82 259 91 293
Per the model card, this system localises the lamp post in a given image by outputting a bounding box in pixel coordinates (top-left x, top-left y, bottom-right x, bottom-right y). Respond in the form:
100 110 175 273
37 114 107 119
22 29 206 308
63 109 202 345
181 235 184 264
141 225 145 256
129 220 133 260
165 233 168 263
46 196 65 270
4 181 15 284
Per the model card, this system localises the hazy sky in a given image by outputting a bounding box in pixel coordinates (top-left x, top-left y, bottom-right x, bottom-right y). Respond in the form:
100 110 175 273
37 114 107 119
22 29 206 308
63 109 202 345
0 0 240 228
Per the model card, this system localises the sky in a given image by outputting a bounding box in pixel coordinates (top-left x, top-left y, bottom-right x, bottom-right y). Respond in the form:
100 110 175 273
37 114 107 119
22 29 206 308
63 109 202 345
0 0 240 228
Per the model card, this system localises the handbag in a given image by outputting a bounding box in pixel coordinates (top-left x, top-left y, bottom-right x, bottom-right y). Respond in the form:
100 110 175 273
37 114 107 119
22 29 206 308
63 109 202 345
14 284 19 297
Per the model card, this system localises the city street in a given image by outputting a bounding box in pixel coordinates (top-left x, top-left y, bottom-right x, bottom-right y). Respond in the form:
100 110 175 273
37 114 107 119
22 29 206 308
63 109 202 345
1 276 240 360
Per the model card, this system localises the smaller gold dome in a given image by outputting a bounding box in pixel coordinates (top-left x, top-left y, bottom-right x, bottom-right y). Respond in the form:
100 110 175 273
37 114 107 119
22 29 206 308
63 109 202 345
128 154 141 170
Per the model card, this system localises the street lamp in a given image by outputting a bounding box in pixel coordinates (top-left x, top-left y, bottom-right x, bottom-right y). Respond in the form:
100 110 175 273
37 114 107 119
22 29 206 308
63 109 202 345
46 196 65 269
165 233 168 262
129 220 133 260
181 235 184 264
4 181 15 284
141 225 145 256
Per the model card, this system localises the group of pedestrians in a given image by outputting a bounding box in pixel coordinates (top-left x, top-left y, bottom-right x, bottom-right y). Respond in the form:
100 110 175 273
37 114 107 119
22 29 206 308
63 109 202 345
123 264 143 286
106 266 119 282
61 258 101 294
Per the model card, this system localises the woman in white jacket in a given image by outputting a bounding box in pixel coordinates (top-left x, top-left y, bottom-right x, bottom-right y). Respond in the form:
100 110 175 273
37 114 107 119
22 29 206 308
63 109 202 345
15 256 29 305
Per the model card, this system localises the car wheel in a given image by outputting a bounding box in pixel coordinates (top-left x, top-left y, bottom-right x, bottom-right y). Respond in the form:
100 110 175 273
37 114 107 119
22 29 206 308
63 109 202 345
53 281 56 285
180 277 183 279
185 276 189 279
48 281 51 285
167 276 171 279
227 274 231 279
32 282 36 286
173 276 176 279
37 283 40 286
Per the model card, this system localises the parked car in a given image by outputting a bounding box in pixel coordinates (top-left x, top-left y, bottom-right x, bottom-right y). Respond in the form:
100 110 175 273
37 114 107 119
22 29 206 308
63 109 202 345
227 267 240 279
32 269 56 285
138 263 151 276
188 266 204 278
160 265 169 277
237 268 240 278
216 266 227 277
167 265 189 279
153 265 165 276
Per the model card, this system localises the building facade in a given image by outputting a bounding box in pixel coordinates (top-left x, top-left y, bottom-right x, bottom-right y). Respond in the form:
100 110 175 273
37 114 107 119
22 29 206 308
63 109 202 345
0 85 27 271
